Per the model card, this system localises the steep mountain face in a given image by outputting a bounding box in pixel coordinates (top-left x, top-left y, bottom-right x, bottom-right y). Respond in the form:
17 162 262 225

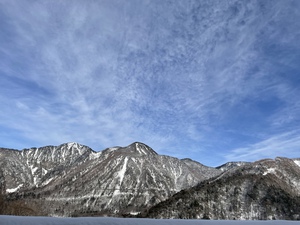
0 143 95 194
0 142 221 217
144 157 300 220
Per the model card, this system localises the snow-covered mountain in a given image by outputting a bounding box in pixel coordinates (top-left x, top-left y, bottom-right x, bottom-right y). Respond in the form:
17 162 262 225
0 142 220 216
145 157 300 220
0 143 94 193
1 142 300 219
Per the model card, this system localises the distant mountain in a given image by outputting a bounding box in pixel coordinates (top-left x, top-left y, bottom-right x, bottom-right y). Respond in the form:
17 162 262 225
0 142 220 217
216 161 251 171
144 157 300 220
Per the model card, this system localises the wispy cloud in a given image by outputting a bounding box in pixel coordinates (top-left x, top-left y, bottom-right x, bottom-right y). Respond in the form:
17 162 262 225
0 0 300 166
224 130 300 162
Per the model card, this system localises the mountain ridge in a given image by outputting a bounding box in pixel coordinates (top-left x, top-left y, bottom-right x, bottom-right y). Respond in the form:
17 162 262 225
1 142 299 219
0 142 221 217
144 156 300 220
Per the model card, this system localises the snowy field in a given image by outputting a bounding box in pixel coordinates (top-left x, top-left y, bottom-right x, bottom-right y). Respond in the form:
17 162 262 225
0 216 299 225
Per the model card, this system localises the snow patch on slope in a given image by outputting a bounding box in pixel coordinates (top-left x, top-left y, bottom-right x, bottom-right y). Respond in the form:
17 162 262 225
107 157 129 206
7 184 23 193
136 143 147 155
263 168 276 176
118 157 128 185
42 177 54 186
109 147 119 152
31 165 38 174
293 160 300 167
90 151 102 160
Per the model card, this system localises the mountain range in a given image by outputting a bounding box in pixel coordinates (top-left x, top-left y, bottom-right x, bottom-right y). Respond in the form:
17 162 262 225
0 142 299 220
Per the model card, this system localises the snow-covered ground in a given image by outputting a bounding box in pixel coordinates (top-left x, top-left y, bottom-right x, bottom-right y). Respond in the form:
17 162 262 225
0 216 299 225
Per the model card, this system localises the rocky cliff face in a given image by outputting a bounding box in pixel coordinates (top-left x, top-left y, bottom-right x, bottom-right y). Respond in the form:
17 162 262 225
0 142 220 217
144 157 300 220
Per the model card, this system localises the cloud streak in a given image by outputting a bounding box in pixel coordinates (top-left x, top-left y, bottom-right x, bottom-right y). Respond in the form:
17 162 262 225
225 130 300 162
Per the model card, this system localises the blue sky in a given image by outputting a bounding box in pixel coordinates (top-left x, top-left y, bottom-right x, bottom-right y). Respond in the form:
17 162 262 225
0 0 300 167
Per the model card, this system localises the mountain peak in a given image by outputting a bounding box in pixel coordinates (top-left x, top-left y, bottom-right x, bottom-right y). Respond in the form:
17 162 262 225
58 142 94 154
61 142 84 149
126 142 158 156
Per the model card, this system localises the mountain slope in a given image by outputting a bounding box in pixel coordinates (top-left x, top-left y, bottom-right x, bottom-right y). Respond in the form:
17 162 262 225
2 142 300 219
0 143 95 193
0 142 221 217
144 157 300 220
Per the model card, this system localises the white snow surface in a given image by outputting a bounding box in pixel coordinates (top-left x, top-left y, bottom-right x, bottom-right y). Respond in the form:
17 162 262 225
0 216 298 225
6 184 23 193
90 151 102 160
42 177 54 186
118 157 128 185
108 147 120 152
294 160 300 167
263 168 276 176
